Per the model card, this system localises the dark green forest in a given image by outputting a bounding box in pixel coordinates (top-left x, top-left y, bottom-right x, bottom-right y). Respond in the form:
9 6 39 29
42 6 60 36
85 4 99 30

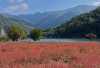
44 7 100 38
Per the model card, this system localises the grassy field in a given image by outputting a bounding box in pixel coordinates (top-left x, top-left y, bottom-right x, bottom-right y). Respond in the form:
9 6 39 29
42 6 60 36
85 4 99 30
0 42 100 68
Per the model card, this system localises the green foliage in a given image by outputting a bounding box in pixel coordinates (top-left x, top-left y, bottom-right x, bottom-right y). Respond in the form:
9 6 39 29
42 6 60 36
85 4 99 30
0 35 9 41
45 7 100 38
86 33 97 41
30 28 42 41
7 24 27 41
43 29 55 38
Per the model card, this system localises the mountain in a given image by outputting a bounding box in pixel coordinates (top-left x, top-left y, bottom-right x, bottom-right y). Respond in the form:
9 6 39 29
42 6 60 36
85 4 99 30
0 15 12 29
0 15 33 35
16 5 98 29
45 7 100 38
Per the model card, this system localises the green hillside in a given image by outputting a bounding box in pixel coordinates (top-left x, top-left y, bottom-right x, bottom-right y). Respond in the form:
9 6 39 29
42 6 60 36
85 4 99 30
0 15 33 35
45 7 100 38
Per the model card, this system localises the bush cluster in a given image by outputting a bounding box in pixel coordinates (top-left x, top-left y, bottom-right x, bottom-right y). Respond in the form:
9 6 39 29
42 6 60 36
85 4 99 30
0 35 9 42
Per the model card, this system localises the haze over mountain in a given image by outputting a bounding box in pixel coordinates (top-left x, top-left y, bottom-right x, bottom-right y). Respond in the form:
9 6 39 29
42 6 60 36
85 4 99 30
16 5 98 29
1 5 98 29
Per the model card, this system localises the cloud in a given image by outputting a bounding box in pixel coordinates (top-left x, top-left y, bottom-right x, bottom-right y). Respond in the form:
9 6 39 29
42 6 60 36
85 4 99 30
3 3 28 12
93 2 100 6
8 0 23 3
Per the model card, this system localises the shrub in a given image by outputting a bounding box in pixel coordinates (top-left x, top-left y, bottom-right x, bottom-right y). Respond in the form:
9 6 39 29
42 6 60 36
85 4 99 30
30 28 42 41
86 33 97 41
0 35 9 42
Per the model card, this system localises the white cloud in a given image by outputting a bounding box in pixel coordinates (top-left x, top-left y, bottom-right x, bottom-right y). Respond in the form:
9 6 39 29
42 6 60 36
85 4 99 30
3 3 28 12
93 2 100 6
8 0 23 3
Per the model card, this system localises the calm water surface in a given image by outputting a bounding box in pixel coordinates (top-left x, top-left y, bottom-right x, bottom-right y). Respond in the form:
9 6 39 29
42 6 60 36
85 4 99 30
20 38 100 42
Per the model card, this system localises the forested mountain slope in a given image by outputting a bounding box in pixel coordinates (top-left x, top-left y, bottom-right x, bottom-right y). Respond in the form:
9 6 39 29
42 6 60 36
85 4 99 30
45 7 100 38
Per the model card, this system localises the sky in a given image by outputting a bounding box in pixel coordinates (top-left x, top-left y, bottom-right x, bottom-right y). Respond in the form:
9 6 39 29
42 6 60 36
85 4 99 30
0 0 100 15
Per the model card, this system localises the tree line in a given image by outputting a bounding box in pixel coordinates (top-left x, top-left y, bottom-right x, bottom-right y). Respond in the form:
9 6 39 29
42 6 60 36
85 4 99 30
0 24 97 42
1 7 100 42
0 24 43 41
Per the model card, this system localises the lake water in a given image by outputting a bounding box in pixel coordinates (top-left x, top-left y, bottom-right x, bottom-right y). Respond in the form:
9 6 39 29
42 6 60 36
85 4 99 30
19 38 100 42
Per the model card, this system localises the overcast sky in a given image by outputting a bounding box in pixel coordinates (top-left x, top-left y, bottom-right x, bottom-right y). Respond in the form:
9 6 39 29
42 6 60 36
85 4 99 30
0 0 100 15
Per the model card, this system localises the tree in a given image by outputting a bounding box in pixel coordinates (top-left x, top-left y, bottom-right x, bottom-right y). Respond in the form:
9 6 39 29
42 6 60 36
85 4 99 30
86 33 97 41
30 28 42 41
7 24 27 41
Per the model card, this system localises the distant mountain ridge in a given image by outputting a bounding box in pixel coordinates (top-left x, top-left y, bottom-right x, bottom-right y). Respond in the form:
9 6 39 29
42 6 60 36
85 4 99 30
17 5 98 29
1 5 98 29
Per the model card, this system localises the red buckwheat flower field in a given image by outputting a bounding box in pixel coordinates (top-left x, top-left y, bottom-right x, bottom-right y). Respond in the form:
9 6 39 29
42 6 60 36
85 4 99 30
0 42 100 68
